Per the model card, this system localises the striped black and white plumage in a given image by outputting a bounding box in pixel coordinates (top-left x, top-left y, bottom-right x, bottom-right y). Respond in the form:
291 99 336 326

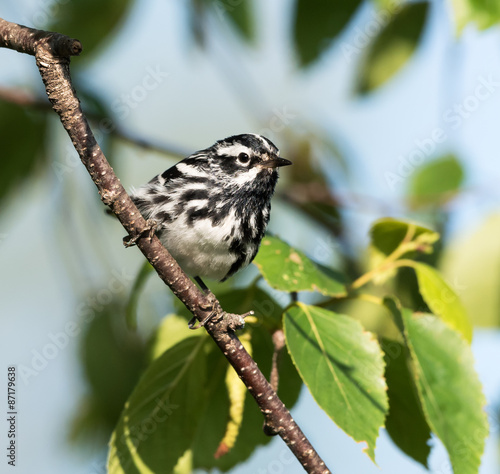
130 134 291 283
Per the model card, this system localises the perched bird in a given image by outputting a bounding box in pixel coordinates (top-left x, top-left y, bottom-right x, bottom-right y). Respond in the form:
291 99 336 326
130 134 291 300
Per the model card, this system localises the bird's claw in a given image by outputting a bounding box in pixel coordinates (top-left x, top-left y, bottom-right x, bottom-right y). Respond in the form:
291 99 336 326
188 276 252 330
188 309 253 331
123 219 158 247
188 293 221 329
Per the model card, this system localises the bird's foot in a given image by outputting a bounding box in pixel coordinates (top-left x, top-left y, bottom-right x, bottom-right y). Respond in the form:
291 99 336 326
188 307 253 331
188 290 220 329
123 219 158 247
189 276 253 330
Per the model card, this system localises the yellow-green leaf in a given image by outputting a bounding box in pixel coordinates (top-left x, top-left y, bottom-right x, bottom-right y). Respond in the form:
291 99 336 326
413 262 472 342
440 214 500 327
407 155 464 208
451 0 500 32
215 336 252 458
148 314 199 361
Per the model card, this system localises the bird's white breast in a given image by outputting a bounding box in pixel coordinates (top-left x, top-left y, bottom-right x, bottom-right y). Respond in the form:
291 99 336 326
159 209 240 280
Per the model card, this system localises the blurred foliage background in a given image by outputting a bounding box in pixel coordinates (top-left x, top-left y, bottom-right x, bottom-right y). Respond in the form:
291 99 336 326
1 0 500 473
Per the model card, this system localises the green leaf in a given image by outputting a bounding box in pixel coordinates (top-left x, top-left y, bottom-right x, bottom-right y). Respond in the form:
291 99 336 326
0 101 47 205
382 338 431 467
253 236 346 297
408 155 464 208
126 262 154 330
413 262 472 342
293 0 363 67
357 2 429 94
276 340 304 409
81 305 145 421
284 303 388 460
402 311 488 474
70 302 145 443
47 0 132 58
451 0 500 32
108 336 211 474
369 218 439 257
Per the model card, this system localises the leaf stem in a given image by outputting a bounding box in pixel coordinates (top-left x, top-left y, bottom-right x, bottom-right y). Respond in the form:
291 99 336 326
350 225 418 290
351 258 417 290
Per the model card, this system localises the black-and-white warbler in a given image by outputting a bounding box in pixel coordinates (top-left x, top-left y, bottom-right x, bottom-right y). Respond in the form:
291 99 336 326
130 134 291 303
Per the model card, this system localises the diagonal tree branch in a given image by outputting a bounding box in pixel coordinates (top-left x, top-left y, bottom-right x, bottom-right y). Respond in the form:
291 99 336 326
0 17 331 474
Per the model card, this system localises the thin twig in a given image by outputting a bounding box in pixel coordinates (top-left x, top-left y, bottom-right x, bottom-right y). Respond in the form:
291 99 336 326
270 329 286 392
0 17 331 474
0 85 186 158
351 225 417 290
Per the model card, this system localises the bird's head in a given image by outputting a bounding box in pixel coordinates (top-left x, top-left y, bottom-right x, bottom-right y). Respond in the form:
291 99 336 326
203 134 292 188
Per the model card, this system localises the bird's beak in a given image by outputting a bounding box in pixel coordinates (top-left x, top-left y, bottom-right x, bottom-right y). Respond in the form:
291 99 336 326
260 156 292 168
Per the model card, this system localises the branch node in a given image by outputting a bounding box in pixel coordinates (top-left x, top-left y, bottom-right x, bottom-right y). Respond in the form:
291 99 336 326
100 189 117 206
223 312 247 331
263 422 280 437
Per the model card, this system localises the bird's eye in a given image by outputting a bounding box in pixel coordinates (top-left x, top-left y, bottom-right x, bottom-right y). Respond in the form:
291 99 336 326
237 153 250 164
